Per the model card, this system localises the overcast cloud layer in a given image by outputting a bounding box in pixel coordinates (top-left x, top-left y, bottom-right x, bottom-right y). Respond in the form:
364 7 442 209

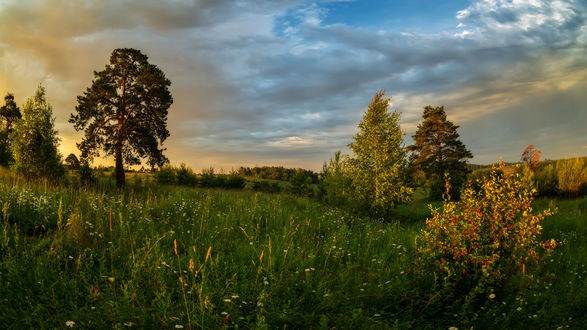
0 0 585 171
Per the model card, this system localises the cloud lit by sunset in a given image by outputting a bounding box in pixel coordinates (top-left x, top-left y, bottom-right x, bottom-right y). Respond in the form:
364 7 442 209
0 0 585 171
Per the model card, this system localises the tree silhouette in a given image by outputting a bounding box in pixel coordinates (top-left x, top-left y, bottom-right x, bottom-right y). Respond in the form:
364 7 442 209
0 93 21 131
70 48 173 188
0 93 21 165
65 153 80 170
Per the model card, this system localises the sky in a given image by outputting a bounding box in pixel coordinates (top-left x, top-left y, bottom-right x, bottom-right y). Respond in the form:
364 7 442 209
0 0 585 172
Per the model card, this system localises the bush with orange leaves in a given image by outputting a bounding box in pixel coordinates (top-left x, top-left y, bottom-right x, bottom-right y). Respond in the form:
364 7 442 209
415 163 561 290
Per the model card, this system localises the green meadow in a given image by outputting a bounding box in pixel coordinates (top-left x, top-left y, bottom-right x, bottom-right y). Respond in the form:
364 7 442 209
0 170 585 329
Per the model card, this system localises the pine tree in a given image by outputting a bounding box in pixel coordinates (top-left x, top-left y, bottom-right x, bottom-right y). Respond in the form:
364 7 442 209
347 90 413 214
10 85 64 179
0 93 21 165
70 48 173 188
408 105 472 176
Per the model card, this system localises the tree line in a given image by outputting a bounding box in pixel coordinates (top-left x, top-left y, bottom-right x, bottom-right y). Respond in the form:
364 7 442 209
0 47 583 204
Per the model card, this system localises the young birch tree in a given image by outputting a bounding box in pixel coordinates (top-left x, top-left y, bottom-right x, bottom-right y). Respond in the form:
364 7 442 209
347 90 412 215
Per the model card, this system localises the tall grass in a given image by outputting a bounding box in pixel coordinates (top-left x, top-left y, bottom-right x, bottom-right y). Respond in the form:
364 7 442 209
0 172 585 328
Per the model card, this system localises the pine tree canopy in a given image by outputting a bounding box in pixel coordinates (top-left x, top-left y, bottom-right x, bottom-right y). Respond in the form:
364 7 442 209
0 93 21 131
407 105 472 176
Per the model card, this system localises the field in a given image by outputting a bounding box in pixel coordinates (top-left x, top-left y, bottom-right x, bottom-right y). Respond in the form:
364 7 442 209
0 172 585 328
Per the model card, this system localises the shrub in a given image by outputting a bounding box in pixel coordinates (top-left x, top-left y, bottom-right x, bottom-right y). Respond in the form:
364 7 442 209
556 157 586 197
535 164 557 197
155 164 176 185
415 163 561 293
467 167 502 193
225 172 246 189
429 173 465 201
175 163 198 186
78 161 96 186
200 167 215 187
517 163 535 193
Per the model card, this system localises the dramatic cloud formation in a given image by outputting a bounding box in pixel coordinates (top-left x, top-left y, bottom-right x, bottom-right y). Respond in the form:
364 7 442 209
0 0 585 170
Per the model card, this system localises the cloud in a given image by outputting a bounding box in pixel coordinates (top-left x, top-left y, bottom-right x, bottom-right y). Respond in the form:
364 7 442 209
0 0 585 171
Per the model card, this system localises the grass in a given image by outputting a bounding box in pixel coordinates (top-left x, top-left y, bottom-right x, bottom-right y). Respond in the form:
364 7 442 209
0 172 585 328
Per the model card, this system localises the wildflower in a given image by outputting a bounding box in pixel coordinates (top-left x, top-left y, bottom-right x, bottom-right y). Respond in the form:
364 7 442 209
517 307 522 311
224 299 231 303
221 312 228 315
66 320 75 327
175 325 184 329
124 322 135 327
448 327 458 330
489 293 496 299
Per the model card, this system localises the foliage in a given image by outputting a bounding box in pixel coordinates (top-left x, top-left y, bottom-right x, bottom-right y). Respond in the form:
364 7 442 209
346 90 412 214
429 172 465 201
0 170 585 328
289 168 314 196
9 86 64 180
65 153 80 170
521 145 541 171
416 164 561 295
77 161 96 186
517 163 536 193
535 163 558 197
155 164 177 185
318 150 350 206
225 171 246 189
555 157 586 197
175 163 198 186
200 167 216 187
0 93 21 166
238 166 318 184
407 105 472 177
0 93 21 132
70 48 173 188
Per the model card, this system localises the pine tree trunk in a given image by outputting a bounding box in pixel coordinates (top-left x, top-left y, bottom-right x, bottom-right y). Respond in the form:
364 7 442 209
115 145 125 188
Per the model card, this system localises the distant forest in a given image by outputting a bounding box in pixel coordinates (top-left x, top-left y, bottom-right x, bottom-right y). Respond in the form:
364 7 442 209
237 166 319 184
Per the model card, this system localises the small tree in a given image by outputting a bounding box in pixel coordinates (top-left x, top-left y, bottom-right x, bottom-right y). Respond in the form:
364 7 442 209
78 161 96 186
408 105 472 177
10 85 64 180
347 90 412 214
0 93 22 131
65 153 81 170
319 150 349 206
0 93 21 165
70 48 173 188
556 157 586 197
521 145 541 171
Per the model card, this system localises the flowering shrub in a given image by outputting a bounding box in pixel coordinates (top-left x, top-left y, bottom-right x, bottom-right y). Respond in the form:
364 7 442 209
415 163 561 289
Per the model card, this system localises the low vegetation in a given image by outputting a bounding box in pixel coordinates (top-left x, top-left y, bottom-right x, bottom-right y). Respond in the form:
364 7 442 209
0 165 585 328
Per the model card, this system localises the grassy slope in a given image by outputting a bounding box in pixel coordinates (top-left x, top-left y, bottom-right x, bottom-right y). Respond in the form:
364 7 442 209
0 174 585 328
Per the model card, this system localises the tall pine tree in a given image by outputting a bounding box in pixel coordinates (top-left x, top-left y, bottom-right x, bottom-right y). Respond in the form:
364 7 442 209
0 93 21 165
70 48 173 188
408 106 472 177
347 90 412 214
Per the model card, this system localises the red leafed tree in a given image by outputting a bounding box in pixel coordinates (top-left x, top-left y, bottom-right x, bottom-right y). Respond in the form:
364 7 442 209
521 145 541 171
